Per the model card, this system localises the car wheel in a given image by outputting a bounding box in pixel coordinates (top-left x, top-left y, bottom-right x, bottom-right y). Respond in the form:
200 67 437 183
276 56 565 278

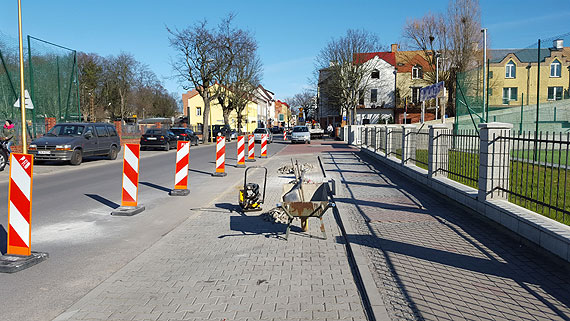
0 149 7 171
70 149 82 165
108 145 118 160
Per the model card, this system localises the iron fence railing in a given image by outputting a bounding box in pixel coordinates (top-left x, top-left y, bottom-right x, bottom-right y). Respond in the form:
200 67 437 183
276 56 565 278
437 129 480 188
391 128 402 159
495 131 570 225
409 128 430 169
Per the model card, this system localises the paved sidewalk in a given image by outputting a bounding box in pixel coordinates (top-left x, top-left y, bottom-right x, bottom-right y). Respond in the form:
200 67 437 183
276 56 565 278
323 146 570 321
54 151 367 321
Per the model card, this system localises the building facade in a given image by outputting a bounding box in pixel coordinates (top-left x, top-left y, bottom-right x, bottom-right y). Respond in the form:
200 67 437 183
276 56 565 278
488 40 570 107
182 84 259 133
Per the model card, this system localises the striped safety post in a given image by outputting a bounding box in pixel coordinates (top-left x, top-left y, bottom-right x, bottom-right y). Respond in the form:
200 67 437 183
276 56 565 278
7 153 33 256
170 141 190 196
236 135 246 168
212 135 227 177
112 143 145 216
261 134 268 158
283 131 287 141
247 134 255 162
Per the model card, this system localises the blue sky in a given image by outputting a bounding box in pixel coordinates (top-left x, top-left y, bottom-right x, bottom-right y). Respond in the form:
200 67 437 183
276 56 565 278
1 0 569 102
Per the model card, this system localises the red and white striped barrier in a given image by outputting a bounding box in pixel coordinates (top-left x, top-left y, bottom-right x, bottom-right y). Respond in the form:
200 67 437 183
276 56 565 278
261 134 268 158
121 144 140 207
7 153 33 256
247 134 255 162
237 135 246 168
170 141 190 196
283 131 287 141
213 135 227 177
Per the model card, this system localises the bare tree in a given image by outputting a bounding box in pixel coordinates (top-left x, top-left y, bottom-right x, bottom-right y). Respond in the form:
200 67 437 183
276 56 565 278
291 90 316 120
168 20 220 143
402 0 482 115
77 52 104 121
213 16 262 130
315 29 383 125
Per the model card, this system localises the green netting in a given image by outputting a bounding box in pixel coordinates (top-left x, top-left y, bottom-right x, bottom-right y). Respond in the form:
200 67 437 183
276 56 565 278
0 31 80 140
455 32 570 134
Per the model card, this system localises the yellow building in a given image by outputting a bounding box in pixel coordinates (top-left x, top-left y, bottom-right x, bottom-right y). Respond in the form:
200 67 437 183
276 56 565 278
488 42 570 107
182 84 259 133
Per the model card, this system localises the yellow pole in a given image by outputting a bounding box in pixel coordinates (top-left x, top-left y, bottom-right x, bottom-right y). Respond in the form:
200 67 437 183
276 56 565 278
17 0 27 154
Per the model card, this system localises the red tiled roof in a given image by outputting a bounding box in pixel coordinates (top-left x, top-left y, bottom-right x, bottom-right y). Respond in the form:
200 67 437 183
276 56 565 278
354 52 396 66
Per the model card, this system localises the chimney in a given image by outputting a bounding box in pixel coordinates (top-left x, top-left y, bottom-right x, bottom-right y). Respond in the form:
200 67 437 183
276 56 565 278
553 39 563 50
391 44 398 52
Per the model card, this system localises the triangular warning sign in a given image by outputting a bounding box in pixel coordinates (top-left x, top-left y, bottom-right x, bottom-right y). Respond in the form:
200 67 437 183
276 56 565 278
13 90 34 110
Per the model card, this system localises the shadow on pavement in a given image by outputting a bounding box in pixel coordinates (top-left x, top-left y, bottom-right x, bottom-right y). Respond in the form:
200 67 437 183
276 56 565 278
326 149 570 320
189 168 212 176
85 194 120 209
218 215 299 239
140 181 170 193
215 202 242 214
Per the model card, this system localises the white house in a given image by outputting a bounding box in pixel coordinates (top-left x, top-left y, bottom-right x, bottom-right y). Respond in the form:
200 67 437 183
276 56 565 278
317 51 397 126
254 85 275 128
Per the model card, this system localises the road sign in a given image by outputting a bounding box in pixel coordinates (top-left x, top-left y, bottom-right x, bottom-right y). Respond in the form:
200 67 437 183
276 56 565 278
13 90 34 109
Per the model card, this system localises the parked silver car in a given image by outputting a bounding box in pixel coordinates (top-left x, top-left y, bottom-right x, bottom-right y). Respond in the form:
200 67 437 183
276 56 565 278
291 126 311 144
253 128 273 143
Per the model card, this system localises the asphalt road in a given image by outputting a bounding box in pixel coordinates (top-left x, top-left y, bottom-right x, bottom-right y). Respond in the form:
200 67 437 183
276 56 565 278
0 139 287 321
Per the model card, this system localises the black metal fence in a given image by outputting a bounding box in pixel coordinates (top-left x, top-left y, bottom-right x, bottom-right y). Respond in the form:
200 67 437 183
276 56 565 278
408 128 429 169
391 128 402 159
436 129 480 188
494 131 570 225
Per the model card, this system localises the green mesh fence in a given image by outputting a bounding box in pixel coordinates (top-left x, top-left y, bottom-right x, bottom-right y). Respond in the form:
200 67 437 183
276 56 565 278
0 31 80 141
455 32 570 134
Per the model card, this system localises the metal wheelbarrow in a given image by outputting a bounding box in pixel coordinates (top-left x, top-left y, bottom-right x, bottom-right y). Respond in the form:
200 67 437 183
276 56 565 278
277 181 335 240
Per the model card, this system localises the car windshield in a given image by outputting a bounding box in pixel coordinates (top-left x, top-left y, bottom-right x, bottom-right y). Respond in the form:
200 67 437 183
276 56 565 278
46 125 85 137
254 128 266 133
145 129 164 135
171 129 185 134
293 127 308 132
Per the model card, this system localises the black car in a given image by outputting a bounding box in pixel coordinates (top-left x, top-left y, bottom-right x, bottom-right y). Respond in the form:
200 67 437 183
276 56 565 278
29 123 121 165
209 124 232 142
171 127 199 146
140 128 177 151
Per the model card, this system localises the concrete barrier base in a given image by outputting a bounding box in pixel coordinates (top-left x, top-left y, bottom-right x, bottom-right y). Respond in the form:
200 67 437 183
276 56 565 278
212 172 227 177
246 159 256 162
0 252 48 273
236 164 246 168
111 205 145 216
169 189 190 196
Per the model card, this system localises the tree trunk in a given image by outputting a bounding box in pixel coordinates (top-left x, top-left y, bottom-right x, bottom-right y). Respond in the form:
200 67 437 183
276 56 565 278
202 90 211 143
119 91 125 124
222 109 230 127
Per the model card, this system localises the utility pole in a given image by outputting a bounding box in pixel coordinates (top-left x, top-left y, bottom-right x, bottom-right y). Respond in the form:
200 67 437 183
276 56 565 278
17 0 27 153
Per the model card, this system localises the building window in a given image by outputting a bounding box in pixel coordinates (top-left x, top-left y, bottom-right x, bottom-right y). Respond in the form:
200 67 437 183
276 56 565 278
488 88 493 96
505 60 516 78
502 87 517 104
550 60 561 77
488 71 493 79
371 69 379 79
196 107 202 116
411 87 421 104
548 86 563 100
370 89 378 103
412 66 423 79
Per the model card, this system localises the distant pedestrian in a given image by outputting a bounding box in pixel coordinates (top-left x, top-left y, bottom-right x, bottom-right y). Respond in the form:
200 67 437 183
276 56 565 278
2 119 15 153
327 124 334 138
